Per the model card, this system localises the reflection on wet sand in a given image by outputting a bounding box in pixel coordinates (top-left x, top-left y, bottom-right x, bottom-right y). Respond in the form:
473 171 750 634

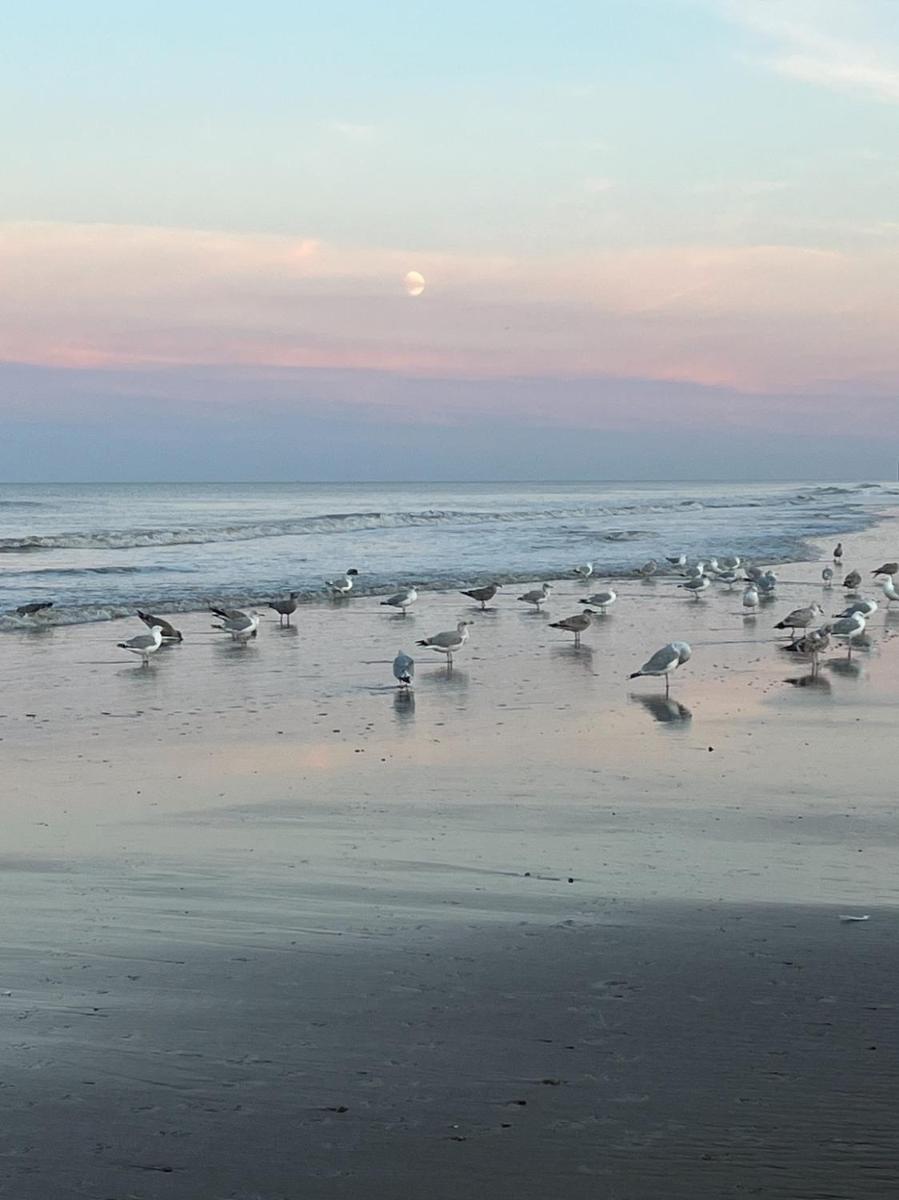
826 657 864 679
784 673 832 692
550 644 596 673
629 692 692 724
392 690 416 722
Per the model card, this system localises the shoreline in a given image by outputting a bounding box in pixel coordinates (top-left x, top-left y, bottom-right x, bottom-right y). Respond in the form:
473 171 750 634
1 516 898 1195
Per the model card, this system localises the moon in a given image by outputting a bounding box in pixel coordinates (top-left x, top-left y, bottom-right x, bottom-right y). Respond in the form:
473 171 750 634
404 270 425 297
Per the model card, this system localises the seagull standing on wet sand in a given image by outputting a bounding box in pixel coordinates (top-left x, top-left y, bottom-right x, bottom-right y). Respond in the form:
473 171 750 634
518 583 552 609
872 562 899 578
380 586 417 616
743 584 760 614
549 610 594 647
833 542 843 563
269 593 300 626
774 603 824 640
211 610 260 643
579 589 616 614
782 628 830 674
824 611 866 658
882 577 899 605
842 569 862 592
416 621 471 666
630 641 692 695
325 568 359 597
460 582 501 609
679 575 710 600
393 651 415 688
117 625 163 667
822 566 834 587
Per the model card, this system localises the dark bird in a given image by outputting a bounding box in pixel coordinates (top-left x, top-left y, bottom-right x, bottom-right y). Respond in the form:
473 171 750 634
872 562 899 577
842 569 862 591
460 582 501 609
549 610 593 647
269 592 300 626
15 600 53 617
833 542 843 561
137 611 183 641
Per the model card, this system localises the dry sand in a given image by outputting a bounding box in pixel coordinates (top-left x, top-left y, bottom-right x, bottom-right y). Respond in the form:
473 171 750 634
1 522 898 1198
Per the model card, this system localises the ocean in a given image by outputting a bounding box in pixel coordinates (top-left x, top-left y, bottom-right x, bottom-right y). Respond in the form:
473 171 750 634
0 480 894 629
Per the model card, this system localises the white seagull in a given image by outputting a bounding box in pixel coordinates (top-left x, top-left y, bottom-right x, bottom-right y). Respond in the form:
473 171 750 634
573 561 594 580
835 598 878 619
822 566 834 587
518 583 552 609
824 611 866 658
380 586 418 616
325 568 359 597
882 576 899 605
679 575 710 600
212 609 260 642
416 621 471 666
117 625 163 667
774 603 824 640
666 554 687 568
743 584 760 613
579 589 617 614
630 641 692 695
393 651 415 688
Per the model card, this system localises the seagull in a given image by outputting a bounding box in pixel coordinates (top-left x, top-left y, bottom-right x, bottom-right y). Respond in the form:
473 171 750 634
14 600 54 617
579 589 617 614
518 583 552 609
573 562 594 581
549 609 594 647
757 570 778 594
117 625 163 667
211 609 260 643
380 586 417 616
137 611 183 642
630 641 692 695
392 651 415 688
774 603 824 640
823 611 866 659
685 561 705 579
460 582 501 609
882 576 899 604
743 584 760 613
638 559 658 578
416 620 471 666
822 566 834 587
325 568 359 597
835 598 878 619
268 592 300 626
833 542 843 562
679 575 710 600
744 564 763 582
782 628 830 674
720 555 741 571
872 562 899 578
842 569 862 592
666 554 687 568
716 571 739 588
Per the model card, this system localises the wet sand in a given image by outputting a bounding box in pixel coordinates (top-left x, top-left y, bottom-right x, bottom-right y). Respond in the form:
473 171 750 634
1 521 898 1197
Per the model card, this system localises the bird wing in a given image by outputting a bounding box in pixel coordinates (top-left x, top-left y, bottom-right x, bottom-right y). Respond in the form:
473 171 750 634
121 633 156 650
638 644 680 674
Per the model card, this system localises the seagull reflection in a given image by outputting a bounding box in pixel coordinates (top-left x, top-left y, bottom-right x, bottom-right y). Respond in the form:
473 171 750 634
392 690 416 721
419 666 470 691
630 692 692 724
551 644 596 673
784 673 832 692
826 657 863 679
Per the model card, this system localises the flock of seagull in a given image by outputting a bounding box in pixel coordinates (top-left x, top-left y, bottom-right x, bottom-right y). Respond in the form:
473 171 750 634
14 540 897 693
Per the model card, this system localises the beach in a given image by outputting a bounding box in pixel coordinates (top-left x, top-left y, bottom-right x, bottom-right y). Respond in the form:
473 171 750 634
2 519 898 1199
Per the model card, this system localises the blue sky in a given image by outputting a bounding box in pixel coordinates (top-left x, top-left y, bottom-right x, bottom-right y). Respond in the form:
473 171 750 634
2 1 899 479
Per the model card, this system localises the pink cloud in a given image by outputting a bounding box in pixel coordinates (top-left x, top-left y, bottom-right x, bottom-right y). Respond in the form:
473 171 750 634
1 221 899 397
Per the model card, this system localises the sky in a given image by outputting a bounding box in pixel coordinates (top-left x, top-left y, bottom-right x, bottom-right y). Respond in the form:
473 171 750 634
3 0 899 481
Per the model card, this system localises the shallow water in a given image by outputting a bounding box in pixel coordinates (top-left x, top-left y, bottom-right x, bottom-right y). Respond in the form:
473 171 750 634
0 480 893 627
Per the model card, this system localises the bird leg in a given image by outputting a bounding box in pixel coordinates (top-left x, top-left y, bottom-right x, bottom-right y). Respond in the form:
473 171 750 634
664 673 670 696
